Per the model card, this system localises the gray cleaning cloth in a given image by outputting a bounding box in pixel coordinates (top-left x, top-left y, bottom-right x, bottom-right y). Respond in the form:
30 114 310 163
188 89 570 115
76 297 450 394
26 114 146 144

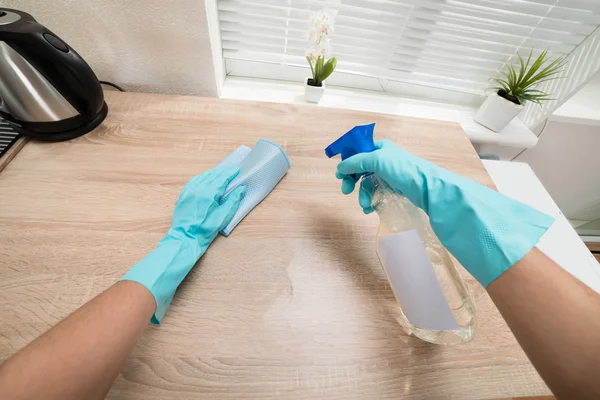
217 138 290 236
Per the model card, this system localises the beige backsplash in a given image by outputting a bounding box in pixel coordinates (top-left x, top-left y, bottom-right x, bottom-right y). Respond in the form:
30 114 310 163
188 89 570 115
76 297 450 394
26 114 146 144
2 0 220 96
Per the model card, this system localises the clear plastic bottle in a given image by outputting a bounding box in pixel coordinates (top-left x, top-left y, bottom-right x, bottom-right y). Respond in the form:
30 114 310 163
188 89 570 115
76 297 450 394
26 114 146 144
367 174 476 344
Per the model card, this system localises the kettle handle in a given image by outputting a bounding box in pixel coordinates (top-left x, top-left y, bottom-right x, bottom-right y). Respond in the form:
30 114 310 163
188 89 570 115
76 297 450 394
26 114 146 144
3 19 105 119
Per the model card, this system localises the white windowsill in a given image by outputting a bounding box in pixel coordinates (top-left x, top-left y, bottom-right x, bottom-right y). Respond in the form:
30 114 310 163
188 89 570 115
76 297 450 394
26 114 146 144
221 77 539 148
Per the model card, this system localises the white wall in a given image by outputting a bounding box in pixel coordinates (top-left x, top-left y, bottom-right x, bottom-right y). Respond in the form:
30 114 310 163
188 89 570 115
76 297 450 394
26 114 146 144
515 121 600 221
2 1 223 96
552 71 600 125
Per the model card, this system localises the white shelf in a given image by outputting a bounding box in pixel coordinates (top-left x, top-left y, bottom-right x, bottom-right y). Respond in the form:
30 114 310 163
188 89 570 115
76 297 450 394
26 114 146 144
221 77 540 148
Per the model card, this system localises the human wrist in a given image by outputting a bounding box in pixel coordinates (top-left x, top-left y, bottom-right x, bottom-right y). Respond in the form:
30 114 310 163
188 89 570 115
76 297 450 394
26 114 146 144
122 233 204 324
163 227 215 256
425 177 553 287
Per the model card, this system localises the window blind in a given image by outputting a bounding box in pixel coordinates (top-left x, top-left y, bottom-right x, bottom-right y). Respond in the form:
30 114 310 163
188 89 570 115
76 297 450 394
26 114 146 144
218 0 600 94
520 24 600 128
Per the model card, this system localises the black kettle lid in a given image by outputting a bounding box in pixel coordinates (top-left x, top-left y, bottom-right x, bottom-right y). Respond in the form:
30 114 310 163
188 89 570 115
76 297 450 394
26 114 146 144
0 9 34 29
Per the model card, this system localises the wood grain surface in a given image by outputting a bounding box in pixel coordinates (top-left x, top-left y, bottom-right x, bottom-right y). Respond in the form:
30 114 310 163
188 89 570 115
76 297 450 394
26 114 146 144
0 92 550 399
586 242 600 253
0 137 28 173
505 397 554 400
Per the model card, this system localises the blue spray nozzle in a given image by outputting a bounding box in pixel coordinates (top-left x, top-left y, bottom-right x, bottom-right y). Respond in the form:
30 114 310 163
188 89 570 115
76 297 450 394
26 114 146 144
324 123 377 160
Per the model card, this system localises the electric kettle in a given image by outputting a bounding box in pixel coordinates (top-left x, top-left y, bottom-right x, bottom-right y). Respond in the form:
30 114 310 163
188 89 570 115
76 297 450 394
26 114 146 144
0 8 107 141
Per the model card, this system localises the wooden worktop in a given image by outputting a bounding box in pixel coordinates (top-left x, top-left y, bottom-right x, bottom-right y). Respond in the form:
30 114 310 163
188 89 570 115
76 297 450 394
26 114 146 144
0 92 550 399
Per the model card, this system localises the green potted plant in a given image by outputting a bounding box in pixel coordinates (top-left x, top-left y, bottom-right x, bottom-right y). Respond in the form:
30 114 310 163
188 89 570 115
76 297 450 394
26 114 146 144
304 9 337 103
475 50 566 132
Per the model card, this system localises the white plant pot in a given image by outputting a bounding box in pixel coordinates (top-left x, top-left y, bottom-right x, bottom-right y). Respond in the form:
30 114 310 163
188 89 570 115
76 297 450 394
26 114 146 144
474 93 524 132
304 77 324 103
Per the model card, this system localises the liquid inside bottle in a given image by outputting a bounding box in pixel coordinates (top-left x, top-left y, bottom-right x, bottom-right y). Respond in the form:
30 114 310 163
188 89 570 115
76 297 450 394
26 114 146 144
367 174 476 344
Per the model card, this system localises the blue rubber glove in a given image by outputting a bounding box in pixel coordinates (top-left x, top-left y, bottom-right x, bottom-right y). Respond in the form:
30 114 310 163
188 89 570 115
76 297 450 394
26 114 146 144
336 139 554 287
123 165 246 324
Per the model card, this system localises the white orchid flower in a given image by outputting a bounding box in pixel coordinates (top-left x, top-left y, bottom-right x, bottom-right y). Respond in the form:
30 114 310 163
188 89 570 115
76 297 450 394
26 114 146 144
305 47 318 62
308 27 318 43
317 42 332 58
320 24 334 37
305 8 337 87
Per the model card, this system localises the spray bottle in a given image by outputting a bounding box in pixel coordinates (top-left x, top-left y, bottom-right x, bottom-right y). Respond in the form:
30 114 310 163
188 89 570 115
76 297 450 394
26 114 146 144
326 123 475 345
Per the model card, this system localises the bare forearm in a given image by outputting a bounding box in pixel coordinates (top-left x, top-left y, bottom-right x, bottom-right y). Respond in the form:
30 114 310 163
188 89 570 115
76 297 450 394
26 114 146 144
487 248 600 399
0 280 155 400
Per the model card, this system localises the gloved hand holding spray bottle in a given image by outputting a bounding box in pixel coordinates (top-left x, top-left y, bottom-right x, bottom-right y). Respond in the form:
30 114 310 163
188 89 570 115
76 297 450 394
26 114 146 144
326 123 554 345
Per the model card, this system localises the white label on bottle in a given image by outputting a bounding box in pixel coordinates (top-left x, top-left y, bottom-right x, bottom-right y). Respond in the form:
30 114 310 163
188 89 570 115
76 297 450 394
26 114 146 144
377 230 459 331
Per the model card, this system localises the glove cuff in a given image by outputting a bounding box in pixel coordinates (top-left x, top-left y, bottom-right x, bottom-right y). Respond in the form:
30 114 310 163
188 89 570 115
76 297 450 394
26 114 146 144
122 235 202 324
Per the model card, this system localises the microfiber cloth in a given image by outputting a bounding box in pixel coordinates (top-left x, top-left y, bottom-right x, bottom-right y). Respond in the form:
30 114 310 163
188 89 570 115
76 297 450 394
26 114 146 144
217 139 290 236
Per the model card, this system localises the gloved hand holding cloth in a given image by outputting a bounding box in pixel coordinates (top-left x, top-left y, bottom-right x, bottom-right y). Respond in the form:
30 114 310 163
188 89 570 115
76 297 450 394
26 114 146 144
122 165 246 323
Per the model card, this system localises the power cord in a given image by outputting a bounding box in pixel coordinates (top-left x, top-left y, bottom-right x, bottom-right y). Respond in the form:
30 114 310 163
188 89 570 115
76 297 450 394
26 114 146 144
510 117 549 161
99 80 126 92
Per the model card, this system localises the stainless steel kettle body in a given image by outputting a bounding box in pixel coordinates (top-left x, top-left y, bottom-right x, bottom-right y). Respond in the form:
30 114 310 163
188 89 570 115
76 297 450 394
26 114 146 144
0 9 107 141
